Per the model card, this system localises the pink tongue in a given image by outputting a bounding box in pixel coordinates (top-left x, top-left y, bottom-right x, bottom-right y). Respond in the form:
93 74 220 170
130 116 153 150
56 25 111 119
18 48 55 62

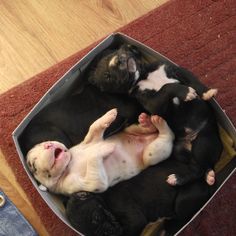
54 148 62 159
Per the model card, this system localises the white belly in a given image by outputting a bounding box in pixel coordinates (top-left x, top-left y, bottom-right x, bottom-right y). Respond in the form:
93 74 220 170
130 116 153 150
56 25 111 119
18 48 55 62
138 65 179 91
103 142 143 186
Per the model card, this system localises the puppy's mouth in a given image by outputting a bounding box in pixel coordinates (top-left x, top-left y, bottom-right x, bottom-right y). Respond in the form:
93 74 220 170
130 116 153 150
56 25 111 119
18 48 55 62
50 148 65 170
54 148 64 160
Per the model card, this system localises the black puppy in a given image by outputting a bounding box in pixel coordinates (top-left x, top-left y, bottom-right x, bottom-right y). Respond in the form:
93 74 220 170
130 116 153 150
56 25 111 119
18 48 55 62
87 44 223 186
88 44 217 118
66 158 213 236
19 84 143 154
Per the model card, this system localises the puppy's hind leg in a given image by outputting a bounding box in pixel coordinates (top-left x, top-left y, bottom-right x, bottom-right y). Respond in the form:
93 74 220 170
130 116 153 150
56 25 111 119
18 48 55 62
83 108 118 144
170 65 209 96
142 115 174 167
166 160 205 186
124 113 157 135
205 169 215 185
170 65 218 100
202 89 218 100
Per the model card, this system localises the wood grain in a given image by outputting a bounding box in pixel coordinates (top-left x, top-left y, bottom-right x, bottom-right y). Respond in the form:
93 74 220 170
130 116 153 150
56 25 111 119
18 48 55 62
0 1 168 235
0 0 167 94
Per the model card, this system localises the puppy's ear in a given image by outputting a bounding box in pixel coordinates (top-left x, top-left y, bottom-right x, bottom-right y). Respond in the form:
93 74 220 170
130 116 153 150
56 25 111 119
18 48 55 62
27 161 33 172
127 44 142 57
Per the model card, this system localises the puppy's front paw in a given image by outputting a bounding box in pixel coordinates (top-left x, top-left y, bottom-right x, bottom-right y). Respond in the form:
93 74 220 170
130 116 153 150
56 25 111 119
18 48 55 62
184 87 197 101
166 174 178 186
202 88 218 100
102 108 118 128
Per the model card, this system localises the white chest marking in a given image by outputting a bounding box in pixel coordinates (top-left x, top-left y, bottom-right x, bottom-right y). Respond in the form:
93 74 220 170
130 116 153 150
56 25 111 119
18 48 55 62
137 65 179 91
135 70 140 81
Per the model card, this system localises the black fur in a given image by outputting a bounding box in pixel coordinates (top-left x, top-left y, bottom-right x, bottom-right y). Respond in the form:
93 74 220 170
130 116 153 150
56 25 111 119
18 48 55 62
66 159 213 236
88 44 209 117
66 192 123 236
19 85 143 154
168 98 223 185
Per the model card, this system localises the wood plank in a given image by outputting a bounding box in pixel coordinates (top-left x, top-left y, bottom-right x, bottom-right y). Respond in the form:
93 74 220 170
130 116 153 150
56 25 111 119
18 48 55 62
0 0 167 94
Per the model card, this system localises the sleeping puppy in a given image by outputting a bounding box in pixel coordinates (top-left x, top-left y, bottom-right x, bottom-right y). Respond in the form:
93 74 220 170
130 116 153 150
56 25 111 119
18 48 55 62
87 44 223 186
66 158 213 236
26 109 174 195
88 44 217 118
19 85 143 155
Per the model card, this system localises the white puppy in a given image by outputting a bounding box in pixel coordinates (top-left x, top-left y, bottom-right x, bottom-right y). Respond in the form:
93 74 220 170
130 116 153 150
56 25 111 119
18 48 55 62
26 109 174 195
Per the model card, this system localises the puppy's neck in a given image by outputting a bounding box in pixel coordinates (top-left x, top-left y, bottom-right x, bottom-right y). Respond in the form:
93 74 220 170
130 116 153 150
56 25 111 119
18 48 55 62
53 146 87 194
128 62 152 94
51 154 73 193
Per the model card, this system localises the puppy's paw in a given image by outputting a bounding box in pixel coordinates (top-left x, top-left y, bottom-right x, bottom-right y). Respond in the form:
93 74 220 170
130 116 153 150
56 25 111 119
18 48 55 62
166 174 178 186
205 169 215 186
202 88 218 100
138 113 152 127
184 87 198 101
151 115 164 127
102 108 118 128
151 115 170 134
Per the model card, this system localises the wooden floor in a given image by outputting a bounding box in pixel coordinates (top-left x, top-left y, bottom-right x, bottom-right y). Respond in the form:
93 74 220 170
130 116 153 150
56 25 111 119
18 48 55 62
0 1 168 235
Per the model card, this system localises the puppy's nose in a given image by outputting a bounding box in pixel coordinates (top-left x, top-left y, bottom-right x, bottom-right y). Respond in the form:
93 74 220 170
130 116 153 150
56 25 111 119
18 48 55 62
44 142 53 149
119 54 127 64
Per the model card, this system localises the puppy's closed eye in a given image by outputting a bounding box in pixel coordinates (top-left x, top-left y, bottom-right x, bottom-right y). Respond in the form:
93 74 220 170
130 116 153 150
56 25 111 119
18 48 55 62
27 161 32 168
27 160 37 174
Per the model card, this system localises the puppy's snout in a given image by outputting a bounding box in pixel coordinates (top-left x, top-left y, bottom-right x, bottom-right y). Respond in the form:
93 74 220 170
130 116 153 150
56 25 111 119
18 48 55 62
44 142 53 149
119 54 127 64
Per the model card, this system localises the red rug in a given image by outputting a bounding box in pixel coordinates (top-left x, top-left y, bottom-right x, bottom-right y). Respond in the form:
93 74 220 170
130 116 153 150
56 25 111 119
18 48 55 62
0 0 235 235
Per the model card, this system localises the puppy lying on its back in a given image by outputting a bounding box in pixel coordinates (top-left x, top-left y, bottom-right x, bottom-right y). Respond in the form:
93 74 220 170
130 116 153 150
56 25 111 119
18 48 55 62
26 109 174 195
88 44 217 117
